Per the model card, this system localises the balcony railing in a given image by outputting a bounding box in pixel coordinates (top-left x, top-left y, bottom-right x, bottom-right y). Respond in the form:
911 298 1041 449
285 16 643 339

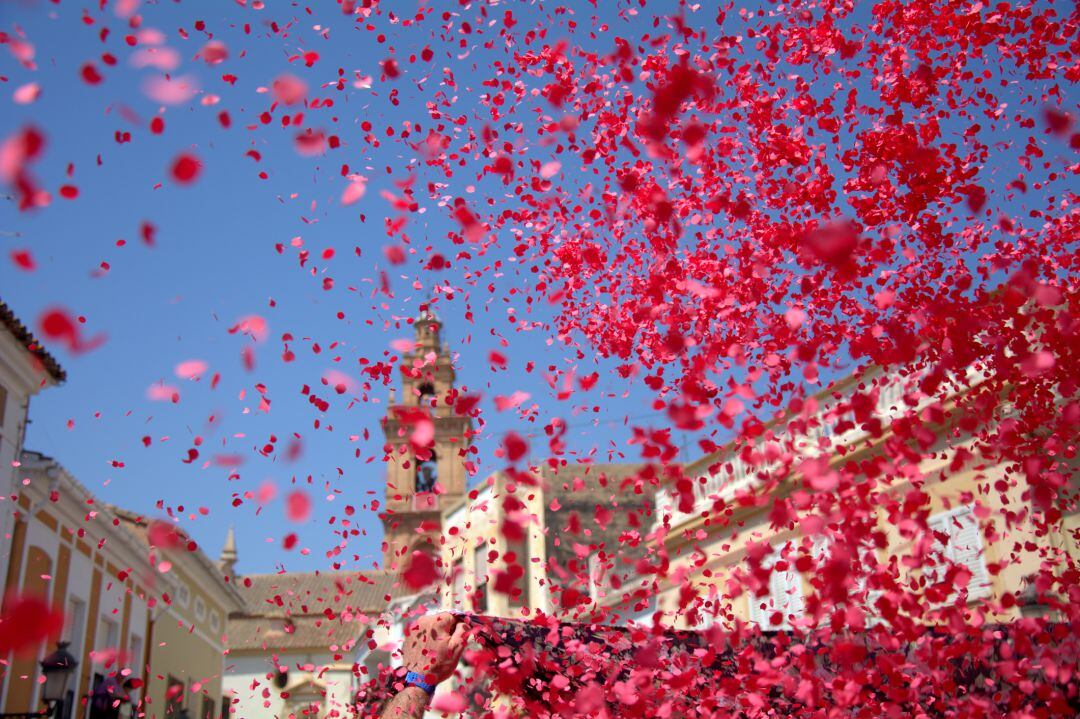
412 492 438 511
653 364 987 532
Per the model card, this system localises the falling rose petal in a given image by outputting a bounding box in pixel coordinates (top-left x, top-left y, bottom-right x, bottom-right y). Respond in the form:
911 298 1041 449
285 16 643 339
0 593 64 657
1020 351 1055 377
5 36 35 70
228 315 268 342
1043 107 1073 136
271 74 307 105
134 28 166 46
257 481 277 505
140 221 156 246
174 359 207 380
322 369 356 395
147 520 183 549
10 249 35 271
130 47 181 71
0 125 44 183
198 41 229 65
294 129 326 156
170 153 201 184
80 63 103 85
803 220 861 266
502 432 528 463
494 391 529 411
784 308 807 330
13 83 41 104
114 0 140 19
143 74 198 105
341 176 368 206
37 308 105 354
286 490 312 523
410 417 435 448
539 161 561 179
146 383 180 403
389 338 416 353
430 692 467 714
402 550 439 590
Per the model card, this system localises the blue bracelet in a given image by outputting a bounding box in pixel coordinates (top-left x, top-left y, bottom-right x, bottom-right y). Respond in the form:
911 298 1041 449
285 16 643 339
403 670 436 696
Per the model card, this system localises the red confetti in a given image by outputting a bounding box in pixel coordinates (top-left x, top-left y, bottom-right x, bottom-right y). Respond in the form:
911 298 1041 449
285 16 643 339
169 153 201 184
0 593 64 657
80 62 103 85
285 490 312 523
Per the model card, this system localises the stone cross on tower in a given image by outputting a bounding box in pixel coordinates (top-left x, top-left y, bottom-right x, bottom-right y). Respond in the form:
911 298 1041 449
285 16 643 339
380 308 472 572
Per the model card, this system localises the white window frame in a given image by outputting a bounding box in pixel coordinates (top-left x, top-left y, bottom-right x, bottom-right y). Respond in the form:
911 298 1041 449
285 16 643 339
64 596 88 656
176 582 190 609
451 560 466 608
473 544 488 588
100 616 120 652
691 586 718 630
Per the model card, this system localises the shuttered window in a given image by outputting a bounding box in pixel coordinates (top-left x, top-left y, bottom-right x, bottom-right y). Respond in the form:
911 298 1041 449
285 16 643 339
927 504 990 600
748 541 805 629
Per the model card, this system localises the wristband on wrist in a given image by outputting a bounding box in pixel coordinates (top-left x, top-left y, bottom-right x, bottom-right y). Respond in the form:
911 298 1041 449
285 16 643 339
402 670 436 696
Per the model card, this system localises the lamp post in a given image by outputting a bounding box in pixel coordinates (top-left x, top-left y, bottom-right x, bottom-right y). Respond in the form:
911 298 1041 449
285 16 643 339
40 642 78 719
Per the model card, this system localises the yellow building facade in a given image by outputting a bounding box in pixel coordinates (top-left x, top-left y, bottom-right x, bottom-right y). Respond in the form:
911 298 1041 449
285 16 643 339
645 366 1077 631
112 509 244 719
1 299 244 719
2 452 155 719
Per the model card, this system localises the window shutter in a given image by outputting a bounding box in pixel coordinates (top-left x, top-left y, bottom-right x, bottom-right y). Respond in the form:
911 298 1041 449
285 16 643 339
927 505 990 600
926 512 950 585
748 541 805 629
949 506 990 598
775 564 805 623
747 589 766 627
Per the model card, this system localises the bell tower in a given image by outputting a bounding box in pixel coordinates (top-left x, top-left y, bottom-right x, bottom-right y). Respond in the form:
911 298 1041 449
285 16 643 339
380 308 472 572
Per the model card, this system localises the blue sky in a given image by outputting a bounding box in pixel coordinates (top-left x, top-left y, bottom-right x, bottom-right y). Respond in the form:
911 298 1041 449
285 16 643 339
0 0 704 575
2 0 1074 578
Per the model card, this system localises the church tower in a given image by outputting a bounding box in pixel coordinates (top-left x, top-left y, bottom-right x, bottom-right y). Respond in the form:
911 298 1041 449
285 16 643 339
380 308 472 572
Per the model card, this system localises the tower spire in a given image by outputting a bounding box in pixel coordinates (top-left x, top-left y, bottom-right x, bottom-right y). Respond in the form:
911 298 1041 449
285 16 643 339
219 526 238 576
413 305 441 353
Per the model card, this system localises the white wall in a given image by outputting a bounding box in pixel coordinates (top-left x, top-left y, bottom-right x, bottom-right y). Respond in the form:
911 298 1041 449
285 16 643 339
0 358 31 587
224 651 353 719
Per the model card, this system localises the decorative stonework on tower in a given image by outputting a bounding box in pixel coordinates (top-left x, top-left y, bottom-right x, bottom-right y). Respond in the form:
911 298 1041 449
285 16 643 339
380 308 472 572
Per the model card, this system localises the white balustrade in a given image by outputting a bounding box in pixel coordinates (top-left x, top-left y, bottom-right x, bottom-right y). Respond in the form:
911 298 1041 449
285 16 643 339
654 364 989 532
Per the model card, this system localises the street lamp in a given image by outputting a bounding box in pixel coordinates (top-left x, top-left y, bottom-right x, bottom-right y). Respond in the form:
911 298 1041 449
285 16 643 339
40 642 78 719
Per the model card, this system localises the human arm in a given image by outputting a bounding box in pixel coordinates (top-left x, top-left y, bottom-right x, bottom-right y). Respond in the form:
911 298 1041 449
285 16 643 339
378 613 468 719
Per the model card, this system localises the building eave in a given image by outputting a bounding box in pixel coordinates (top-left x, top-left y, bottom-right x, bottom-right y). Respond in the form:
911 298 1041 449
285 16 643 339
0 299 66 384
